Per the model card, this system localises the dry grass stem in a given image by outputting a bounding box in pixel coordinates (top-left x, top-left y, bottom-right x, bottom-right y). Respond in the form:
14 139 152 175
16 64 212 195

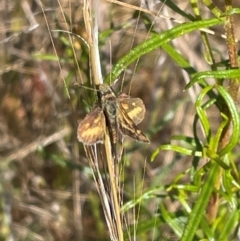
1 126 71 163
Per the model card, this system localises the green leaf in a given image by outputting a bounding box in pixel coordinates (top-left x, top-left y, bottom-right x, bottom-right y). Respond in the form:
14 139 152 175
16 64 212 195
195 85 214 140
162 43 197 76
186 69 240 89
218 210 239 240
159 0 196 20
216 85 240 156
160 203 183 237
151 144 203 162
180 163 220 241
105 17 224 83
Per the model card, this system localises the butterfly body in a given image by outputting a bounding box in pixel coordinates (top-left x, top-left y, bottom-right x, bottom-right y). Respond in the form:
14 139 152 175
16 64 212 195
77 83 149 145
98 84 121 145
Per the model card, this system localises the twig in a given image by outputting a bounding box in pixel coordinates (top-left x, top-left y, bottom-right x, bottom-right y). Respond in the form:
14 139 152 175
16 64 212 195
1 126 71 164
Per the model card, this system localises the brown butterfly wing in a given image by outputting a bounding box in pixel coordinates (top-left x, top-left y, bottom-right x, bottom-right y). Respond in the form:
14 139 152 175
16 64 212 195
118 93 146 125
117 103 149 143
77 107 106 145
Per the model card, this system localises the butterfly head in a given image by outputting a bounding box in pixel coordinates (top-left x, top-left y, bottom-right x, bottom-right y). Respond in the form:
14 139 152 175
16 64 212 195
97 83 113 97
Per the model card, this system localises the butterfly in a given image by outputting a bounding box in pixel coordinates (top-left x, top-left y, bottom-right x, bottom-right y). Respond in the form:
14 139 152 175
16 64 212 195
77 83 149 147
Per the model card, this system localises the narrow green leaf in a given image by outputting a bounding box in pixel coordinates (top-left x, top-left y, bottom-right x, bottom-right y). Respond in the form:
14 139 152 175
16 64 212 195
162 43 197 76
210 113 228 153
159 0 195 21
171 135 198 147
218 210 239 240
216 86 240 156
186 69 240 89
122 187 163 212
224 8 240 15
160 203 183 237
151 144 203 162
105 17 224 82
199 216 214 240
180 163 220 241
171 184 200 192
32 53 61 61
195 85 214 139
202 0 223 17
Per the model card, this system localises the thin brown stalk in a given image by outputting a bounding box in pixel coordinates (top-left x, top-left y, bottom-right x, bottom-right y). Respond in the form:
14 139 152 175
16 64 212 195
1 126 71 164
82 1 123 240
207 0 240 223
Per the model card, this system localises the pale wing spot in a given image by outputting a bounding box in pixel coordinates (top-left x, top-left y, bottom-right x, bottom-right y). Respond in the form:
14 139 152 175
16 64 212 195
128 106 143 114
93 119 100 124
121 103 129 110
137 130 141 134
127 106 144 120
81 127 103 138
84 123 90 129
